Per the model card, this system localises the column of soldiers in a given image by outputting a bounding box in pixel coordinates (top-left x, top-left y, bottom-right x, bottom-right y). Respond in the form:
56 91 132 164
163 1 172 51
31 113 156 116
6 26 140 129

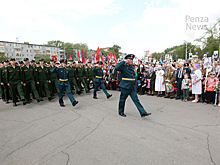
0 58 120 107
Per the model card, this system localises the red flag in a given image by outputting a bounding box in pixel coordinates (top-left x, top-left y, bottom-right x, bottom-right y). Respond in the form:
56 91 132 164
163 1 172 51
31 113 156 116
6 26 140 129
101 54 104 66
77 50 80 61
110 51 112 59
114 53 117 63
95 51 98 61
69 54 72 60
97 46 102 61
81 49 85 63
107 52 109 63
86 54 88 60
51 55 57 62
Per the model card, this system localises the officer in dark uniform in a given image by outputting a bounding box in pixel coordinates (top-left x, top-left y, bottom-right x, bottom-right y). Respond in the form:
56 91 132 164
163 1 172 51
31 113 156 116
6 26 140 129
93 61 112 99
115 54 151 117
86 62 94 90
51 59 78 107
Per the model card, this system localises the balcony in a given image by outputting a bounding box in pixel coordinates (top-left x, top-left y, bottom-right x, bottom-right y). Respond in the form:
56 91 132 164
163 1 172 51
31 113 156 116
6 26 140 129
46 49 50 51
0 45 4 47
15 51 21 54
15 56 22 59
0 50 5 53
14 46 21 49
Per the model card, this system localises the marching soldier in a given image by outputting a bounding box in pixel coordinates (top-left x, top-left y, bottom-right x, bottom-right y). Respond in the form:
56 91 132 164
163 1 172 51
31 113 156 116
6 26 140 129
93 61 112 99
6 58 27 106
51 59 78 107
35 59 52 101
67 60 81 95
76 61 89 93
48 59 59 97
86 62 94 90
21 58 43 103
115 54 151 117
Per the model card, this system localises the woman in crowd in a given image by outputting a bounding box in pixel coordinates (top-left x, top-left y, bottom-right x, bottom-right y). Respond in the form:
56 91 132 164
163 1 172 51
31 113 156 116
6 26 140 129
191 63 202 103
155 65 165 97
147 67 156 96
203 72 218 104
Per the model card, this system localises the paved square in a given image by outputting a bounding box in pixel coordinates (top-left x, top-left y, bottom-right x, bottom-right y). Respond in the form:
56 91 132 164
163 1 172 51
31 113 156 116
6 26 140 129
0 90 219 165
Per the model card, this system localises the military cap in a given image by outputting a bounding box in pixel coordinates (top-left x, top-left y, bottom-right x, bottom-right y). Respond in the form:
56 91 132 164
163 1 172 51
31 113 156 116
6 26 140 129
69 59 73 62
4 59 9 63
56 62 59 64
125 54 135 59
87 61 91 63
36 62 40 64
50 59 54 62
97 61 103 65
24 58 29 61
19 61 23 64
39 59 44 61
78 61 83 63
31 60 35 63
60 59 67 64
10 58 16 61
73 61 76 64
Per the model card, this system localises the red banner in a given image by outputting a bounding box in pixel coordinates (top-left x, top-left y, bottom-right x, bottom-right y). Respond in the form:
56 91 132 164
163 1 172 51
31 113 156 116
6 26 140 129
51 55 57 62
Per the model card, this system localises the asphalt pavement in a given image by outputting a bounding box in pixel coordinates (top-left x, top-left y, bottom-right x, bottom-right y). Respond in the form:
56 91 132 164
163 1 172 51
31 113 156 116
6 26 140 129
0 90 219 165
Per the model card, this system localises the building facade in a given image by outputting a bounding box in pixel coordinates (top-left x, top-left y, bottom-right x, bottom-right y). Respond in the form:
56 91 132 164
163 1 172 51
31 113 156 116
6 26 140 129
0 41 65 61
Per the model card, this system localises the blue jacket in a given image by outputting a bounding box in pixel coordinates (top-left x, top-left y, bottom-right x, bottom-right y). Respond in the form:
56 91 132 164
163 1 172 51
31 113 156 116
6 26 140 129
51 66 70 86
115 61 136 89
93 66 104 83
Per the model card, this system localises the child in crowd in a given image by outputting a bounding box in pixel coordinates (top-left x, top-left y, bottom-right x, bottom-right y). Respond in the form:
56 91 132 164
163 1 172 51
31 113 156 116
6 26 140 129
181 73 190 102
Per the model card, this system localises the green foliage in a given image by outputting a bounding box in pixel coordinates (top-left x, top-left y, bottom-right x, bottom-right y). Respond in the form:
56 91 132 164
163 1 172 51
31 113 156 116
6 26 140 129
35 54 50 63
46 40 64 47
108 45 121 58
0 53 8 61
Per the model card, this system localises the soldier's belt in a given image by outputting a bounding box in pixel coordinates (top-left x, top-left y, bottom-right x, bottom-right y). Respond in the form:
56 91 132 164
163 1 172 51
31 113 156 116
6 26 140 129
96 76 102 78
122 78 135 81
59 79 68 81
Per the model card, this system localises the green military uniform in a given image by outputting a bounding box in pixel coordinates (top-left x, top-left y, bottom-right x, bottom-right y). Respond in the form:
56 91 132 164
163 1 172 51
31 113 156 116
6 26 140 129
48 61 59 96
67 62 80 94
86 63 94 90
115 54 151 118
0 60 10 103
21 58 41 102
6 58 26 105
76 61 89 92
35 59 52 99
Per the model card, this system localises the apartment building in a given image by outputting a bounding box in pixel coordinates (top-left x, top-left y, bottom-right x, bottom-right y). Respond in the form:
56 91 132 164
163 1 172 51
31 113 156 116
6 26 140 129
0 41 65 61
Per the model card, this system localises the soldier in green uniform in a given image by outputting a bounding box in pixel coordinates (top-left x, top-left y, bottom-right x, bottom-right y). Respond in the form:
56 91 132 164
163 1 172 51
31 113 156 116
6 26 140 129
48 59 59 97
115 54 151 118
93 61 112 99
76 61 89 93
86 62 94 90
21 58 43 103
35 59 52 101
0 61 4 100
67 60 81 95
0 60 10 103
6 58 27 106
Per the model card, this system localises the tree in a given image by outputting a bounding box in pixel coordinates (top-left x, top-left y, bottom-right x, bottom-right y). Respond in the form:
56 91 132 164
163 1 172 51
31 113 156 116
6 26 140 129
35 54 50 63
108 45 121 58
0 52 8 61
47 40 64 47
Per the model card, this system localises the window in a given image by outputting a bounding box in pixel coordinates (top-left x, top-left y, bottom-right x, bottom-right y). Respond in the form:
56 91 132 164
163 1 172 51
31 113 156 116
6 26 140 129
12 54 13 56
27 50 28 52
22 54 24 56
31 54 33 56
27 54 29 56
30 50 31 52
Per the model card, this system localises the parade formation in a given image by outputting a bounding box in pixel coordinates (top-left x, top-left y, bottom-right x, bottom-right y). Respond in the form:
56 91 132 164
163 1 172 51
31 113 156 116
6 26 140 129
1 52 220 117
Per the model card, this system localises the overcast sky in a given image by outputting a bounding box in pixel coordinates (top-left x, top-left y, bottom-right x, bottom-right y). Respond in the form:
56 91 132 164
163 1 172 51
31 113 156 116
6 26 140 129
0 0 219 57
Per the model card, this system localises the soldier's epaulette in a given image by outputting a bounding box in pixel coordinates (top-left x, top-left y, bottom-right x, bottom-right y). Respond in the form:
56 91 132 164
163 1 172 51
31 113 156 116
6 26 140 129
58 66 63 68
